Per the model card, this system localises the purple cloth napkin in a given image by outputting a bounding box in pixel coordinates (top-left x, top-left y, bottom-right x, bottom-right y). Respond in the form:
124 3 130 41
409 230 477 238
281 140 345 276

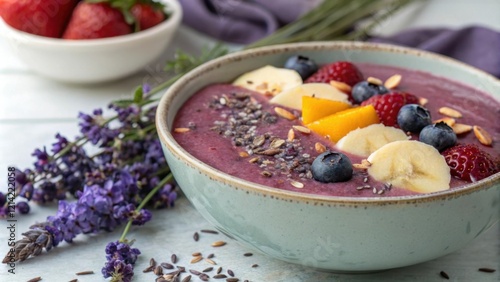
179 0 321 44
179 0 500 78
370 26 500 78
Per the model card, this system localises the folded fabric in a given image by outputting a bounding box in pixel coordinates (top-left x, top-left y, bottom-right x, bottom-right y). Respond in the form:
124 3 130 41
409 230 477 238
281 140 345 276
179 0 321 44
370 26 500 78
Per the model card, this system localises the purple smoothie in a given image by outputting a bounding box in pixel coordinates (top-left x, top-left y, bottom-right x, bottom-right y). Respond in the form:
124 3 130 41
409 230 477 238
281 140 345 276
172 63 500 197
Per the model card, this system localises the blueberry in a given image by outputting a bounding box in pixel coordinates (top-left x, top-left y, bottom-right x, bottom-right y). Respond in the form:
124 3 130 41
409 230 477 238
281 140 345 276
16 201 30 214
419 122 457 151
284 55 318 80
351 81 389 103
311 151 353 183
397 104 432 133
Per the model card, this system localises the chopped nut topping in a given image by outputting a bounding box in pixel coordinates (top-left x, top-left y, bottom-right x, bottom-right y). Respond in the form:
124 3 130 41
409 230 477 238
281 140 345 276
292 125 311 134
473 125 493 146
329 80 352 93
419 97 428 106
433 117 456 127
274 107 297 120
290 180 304 189
239 151 249 158
287 128 295 141
452 123 472 135
384 74 402 89
439 106 463 118
174 127 190 133
367 76 383 85
353 159 371 169
315 142 326 153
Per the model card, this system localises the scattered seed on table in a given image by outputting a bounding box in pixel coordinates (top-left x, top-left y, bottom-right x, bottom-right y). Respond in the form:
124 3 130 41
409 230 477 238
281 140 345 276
189 269 202 276
192 252 202 257
205 258 217 265
154 265 163 275
478 268 496 273
171 254 178 264
217 267 223 274
243 253 253 257
181 275 192 282
207 253 215 259
68 279 78 282
143 265 154 273
440 271 450 279
161 262 174 269
75 270 94 275
200 274 210 281
177 266 186 272
251 264 259 268
190 256 203 264
193 232 199 242
27 277 42 282
201 229 219 234
213 274 228 279
212 241 226 247
226 278 239 282
203 267 213 272
227 269 235 277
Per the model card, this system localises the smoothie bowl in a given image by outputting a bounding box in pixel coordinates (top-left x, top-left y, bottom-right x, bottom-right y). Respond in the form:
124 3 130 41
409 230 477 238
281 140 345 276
156 42 500 272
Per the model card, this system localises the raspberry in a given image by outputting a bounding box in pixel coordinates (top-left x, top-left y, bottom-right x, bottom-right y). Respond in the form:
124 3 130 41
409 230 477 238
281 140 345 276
441 144 499 182
305 61 363 87
361 92 419 126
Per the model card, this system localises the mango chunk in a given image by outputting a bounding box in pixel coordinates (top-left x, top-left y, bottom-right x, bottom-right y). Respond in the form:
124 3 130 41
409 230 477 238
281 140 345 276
301 96 351 124
306 105 380 142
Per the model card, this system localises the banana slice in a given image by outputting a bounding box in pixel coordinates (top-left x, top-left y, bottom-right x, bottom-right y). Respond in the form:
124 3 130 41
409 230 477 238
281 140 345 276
270 83 350 110
367 140 451 193
336 124 409 157
232 65 302 96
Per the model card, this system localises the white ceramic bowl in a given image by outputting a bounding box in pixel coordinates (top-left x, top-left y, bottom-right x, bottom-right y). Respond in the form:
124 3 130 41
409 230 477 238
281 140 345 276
0 0 181 84
156 42 500 272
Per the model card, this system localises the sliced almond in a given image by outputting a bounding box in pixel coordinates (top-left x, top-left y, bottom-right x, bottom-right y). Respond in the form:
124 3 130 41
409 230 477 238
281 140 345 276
452 123 472 135
174 127 190 133
384 74 402 89
274 107 296 120
239 151 249 158
439 106 463 118
473 125 493 146
315 142 326 153
367 77 383 85
290 180 304 189
287 128 295 141
353 159 371 169
419 97 428 106
433 117 456 127
329 80 352 93
292 125 311 134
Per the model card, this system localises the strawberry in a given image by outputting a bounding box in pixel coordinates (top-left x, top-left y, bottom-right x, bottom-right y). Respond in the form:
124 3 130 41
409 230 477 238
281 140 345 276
131 3 165 31
0 0 79 38
361 92 419 126
305 61 363 87
62 2 132 40
441 144 499 182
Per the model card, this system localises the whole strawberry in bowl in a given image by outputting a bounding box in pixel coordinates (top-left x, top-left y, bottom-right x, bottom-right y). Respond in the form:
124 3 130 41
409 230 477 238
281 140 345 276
0 0 182 83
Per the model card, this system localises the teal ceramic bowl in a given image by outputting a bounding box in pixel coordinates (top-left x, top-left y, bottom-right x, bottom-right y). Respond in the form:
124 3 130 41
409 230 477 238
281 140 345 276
156 42 500 272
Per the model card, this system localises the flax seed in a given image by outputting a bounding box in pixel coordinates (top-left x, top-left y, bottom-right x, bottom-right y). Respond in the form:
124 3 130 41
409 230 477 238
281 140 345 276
292 125 311 134
274 107 296 120
473 125 493 146
439 106 462 118
452 123 472 135
174 127 190 133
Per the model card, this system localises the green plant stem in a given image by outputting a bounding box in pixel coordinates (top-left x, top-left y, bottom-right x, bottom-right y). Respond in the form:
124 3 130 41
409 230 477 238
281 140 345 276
119 173 174 242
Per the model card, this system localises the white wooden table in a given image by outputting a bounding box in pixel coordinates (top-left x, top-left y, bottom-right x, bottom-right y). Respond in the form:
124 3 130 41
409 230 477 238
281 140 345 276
1 1 500 281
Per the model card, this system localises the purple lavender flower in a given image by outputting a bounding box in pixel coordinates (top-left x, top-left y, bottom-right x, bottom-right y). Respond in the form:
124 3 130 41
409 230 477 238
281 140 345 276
105 241 141 264
142 83 151 94
32 147 57 173
51 133 68 154
102 259 134 282
19 183 34 201
16 202 30 214
131 209 152 226
78 109 119 146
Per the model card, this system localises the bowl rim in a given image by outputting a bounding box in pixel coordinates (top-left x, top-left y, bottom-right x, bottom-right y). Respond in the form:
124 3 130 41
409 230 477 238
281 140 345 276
156 41 500 205
0 0 182 47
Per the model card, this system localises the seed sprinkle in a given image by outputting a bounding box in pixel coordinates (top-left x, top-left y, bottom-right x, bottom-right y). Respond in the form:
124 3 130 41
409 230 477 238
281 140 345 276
440 271 450 279
27 277 42 282
478 268 496 273
201 229 219 234
75 271 94 275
